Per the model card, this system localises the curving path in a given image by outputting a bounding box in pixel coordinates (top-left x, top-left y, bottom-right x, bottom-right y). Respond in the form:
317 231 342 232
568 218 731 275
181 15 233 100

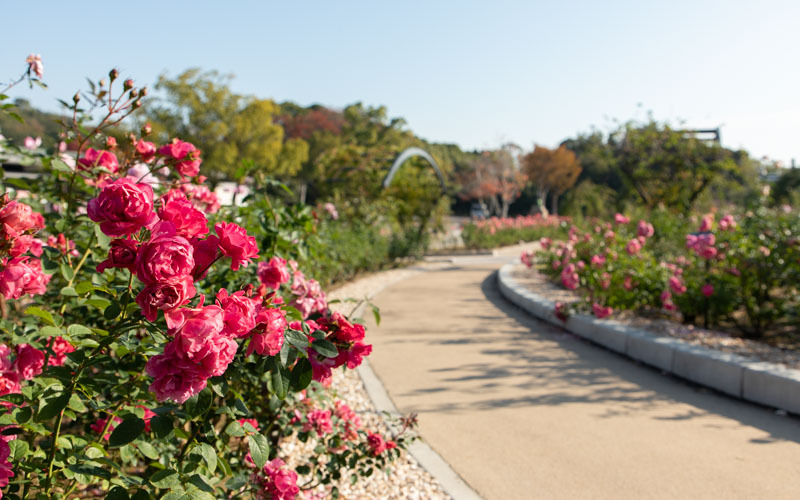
363 253 800 499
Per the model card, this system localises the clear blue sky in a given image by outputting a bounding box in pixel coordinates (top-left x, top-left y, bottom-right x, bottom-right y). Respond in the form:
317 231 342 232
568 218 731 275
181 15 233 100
3 0 799 164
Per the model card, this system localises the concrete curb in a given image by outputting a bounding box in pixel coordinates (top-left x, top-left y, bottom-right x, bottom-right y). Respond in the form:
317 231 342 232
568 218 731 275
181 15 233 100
497 262 800 415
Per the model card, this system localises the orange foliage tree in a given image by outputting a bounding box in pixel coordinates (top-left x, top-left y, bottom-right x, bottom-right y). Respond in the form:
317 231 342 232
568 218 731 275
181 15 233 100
521 145 582 215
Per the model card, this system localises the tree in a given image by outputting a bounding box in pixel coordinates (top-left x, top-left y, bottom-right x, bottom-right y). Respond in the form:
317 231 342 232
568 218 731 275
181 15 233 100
143 69 308 181
457 147 527 217
609 120 734 212
521 145 582 216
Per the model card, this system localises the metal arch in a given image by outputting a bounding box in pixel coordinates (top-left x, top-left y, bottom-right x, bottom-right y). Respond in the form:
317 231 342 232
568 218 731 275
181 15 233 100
382 147 446 194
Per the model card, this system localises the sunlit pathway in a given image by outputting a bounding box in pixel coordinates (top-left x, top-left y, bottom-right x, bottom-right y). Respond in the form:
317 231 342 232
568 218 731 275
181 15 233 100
363 254 800 499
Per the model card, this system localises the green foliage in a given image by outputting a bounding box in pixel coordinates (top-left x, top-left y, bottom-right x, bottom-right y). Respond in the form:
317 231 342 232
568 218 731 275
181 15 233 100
144 69 308 181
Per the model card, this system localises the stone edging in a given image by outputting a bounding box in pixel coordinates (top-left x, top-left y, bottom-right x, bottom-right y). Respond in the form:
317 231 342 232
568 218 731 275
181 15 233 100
497 262 800 415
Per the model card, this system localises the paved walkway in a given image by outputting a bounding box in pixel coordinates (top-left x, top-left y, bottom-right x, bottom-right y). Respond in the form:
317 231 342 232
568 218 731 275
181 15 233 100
364 255 800 499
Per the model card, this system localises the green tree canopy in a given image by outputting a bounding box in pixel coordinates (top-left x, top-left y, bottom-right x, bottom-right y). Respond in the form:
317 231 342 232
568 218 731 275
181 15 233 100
144 69 308 181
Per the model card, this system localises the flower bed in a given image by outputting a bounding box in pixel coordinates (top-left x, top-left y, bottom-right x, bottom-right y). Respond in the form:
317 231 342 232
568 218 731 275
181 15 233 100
523 208 800 344
461 214 569 249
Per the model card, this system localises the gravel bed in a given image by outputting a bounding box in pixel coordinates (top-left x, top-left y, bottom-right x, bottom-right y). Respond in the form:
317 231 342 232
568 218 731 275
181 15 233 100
511 264 800 369
283 263 453 499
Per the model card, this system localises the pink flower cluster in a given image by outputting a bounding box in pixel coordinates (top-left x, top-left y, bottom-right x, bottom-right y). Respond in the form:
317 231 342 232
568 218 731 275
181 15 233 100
290 267 327 319
252 458 300 500
0 196 50 300
0 339 73 399
367 432 397 456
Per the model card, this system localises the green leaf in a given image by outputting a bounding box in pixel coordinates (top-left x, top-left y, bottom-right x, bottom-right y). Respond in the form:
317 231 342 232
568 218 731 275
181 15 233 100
208 376 227 397
311 339 338 358
136 441 159 460
8 439 29 460
103 303 122 320
194 443 217 473
151 415 173 439
75 281 96 295
269 360 289 400
106 486 130 500
68 394 87 412
184 387 212 419
247 433 270 469
39 325 64 338
51 158 74 173
25 306 57 326
224 421 245 437
37 392 70 421
60 263 75 281
371 304 381 326
285 329 309 349
290 357 313 391
94 224 111 247
188 474 214 493
150 468 179 489
68 463 112 480
108 417 145 448
60 286 78 297
67 324 92 336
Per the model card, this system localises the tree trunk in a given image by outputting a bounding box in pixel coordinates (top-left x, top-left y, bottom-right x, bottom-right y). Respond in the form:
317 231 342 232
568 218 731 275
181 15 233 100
536 187 550 217
551 192 559 216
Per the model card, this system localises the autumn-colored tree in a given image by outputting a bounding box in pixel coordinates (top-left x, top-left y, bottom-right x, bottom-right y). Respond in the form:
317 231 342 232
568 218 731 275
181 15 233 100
521 145 581 215
458 146 527 217
143 69 308 181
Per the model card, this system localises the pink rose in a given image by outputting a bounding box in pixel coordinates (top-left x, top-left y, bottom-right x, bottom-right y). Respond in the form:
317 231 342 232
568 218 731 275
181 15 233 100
136 276 197 322
26 53 43 78
246 307 287 356
0 200 44 237
134 222 195 284
637 220 654 238
97 238 138 273
136 140 156 163
592 303 613 319
0 257 50 299
367 433 387 456
626 238 642 255
699 214 714 232
258 257 290 290
23 136 41 150
216 288 259 338
668 275 686 295
48 337 74 367
158 139 202 177
590 254 606 267
158 192 209 239
623 275 634 291
87 177 157 237
14 344 44 380
146 342 211 403
190 235 220 279
719 214 736 231
614 213 630 224
214 222 258 271
323 202 338 220
165 303 236 376
701 283 714 297
0 440 14 489
661 290 677 311
324 312 365 343
77 148 119 173
560 263 579 290
303 409 333 435
334 342 371 369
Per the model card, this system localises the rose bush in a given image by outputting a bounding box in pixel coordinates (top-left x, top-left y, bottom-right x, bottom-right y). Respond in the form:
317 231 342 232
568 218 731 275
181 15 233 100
0 63 415 498
526 206 800 339
461 214 569 249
